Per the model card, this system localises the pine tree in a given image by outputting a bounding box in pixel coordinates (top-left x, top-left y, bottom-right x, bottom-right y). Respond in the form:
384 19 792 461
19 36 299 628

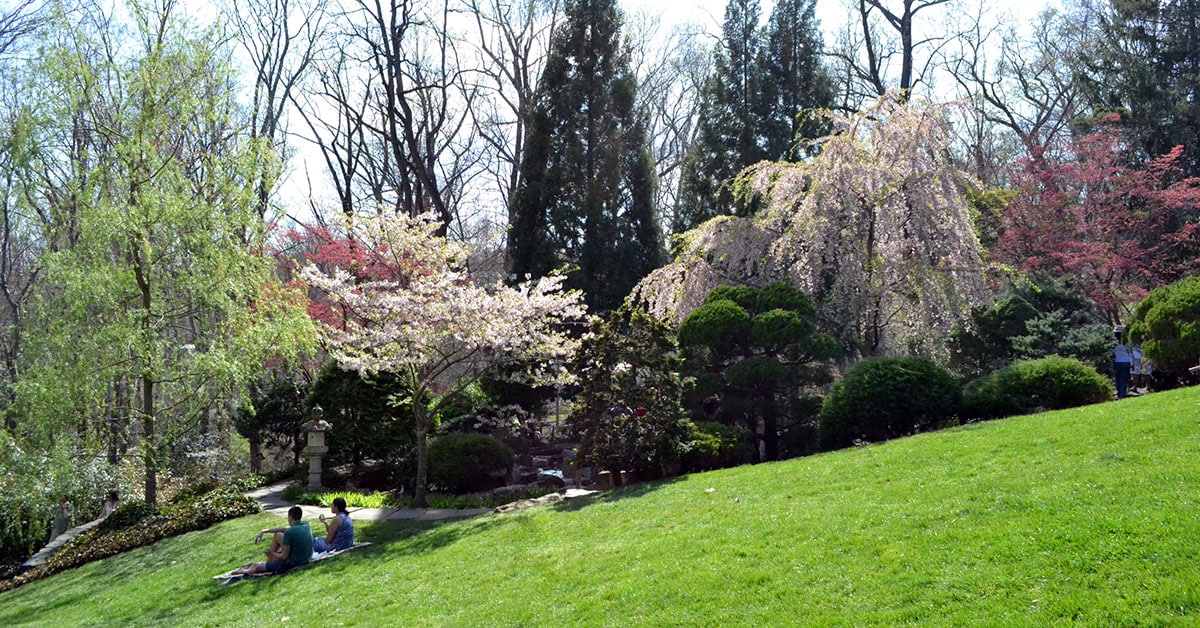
508 0 665 313
758 0 834 161
673 0 764 234
1080 0 1200 176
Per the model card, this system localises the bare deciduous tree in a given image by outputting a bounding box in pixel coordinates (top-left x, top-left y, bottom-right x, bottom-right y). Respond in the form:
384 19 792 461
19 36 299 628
626 12 711 226
830 0 959 107
463 0 561 225
293 0 478 238
948 6 1086 163
223 0 328 221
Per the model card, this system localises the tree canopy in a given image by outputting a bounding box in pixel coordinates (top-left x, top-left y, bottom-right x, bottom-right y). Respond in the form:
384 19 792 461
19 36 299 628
301 210 589 506
508 0 665 314
636 95 989 360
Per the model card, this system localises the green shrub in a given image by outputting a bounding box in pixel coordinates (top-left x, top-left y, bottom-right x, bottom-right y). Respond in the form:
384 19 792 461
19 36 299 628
1128 275 1200 377
283 488 398 510
307 362 415 470
818 357 961 450
428 433 515 494
677 299 751 351
168 479 220 504
229 474 267 493
683 422 753 473
962 356 1113 420
0 484 259 593
0 436 119 563
706 285 757 310
95 501 160 535
570 307 692 481
950 278 1111 379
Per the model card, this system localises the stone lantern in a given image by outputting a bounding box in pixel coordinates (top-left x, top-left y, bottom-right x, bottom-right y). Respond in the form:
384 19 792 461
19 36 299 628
304 405 332 488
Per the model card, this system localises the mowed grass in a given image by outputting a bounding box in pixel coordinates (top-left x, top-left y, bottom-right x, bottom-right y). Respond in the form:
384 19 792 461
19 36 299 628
5 387 1200 626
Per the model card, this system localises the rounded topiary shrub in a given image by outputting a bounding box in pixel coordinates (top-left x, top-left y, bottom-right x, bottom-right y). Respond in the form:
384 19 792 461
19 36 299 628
818 357 960 450
682 422 753 473
428 433 515 494
1128 275 1200 377
677 299 751 351
962 355 1113 420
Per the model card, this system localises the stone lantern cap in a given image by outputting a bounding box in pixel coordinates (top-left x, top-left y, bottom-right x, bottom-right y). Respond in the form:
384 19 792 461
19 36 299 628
305 405 332 432
305 419 333 432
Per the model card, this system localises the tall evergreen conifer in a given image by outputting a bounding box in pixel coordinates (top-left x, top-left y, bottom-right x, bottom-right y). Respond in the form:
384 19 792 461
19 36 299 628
673 0 831 234
508 0 664 313
759 0 833 161
1081 0 1200 176
674 0 764 234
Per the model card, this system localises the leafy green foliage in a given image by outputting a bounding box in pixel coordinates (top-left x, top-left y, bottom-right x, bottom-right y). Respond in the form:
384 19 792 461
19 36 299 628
965 184 1015 252
281 487 399 510
758 0 834 161
755 281 817 314
677 299 751 351
0 435 119 562
951 277 1112 379
307 362 415 471
706 285 757 309
508 0 664 312
1128 275 1200 377
672 0 832 233
14 6 316 505
0 485 259 593
818 357 961 450
680 282 837 460
682 422 753 473
673 0 765 231
95 501 160 535
962 356 1113 420
1078 0 1200 177
427 433 516 494
570 306 692 482
168 480 220 505
236 374 308 471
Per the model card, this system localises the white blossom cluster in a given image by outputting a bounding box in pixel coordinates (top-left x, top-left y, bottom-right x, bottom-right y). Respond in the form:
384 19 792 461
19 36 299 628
299 211 592 389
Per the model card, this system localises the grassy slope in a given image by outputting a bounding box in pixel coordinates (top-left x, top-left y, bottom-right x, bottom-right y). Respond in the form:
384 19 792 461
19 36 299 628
4 387 1200 626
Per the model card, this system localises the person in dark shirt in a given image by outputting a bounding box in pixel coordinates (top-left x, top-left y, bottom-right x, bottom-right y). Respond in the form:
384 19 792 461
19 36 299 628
231 506 314 576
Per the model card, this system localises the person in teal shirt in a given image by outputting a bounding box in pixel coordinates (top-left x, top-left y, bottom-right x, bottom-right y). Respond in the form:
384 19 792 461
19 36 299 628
232 506 313 576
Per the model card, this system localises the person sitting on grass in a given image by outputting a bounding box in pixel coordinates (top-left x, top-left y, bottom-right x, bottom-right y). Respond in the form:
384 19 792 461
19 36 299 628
232 506 313 576
314 497 355 553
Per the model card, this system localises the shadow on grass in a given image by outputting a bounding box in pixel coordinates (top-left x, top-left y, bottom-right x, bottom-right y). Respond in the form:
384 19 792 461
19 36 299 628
199 516 510 600
3 585 93 625
553 475 686 513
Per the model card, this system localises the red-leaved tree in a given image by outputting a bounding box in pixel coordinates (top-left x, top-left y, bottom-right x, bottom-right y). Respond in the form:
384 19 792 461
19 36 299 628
996 121 1200 323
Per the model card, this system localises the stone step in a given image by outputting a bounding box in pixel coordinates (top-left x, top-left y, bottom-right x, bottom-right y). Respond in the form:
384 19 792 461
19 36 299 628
21 518 104 569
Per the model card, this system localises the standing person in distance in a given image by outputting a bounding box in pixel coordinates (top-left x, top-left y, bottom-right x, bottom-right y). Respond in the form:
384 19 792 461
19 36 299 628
1113 328 1132 399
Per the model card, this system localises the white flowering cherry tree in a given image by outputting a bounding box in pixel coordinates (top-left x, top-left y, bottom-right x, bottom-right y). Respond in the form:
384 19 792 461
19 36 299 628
301 211 590 507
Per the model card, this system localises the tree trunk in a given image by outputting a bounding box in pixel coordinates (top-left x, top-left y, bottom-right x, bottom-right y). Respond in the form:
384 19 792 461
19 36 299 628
249 437 263 474
142 378 157 506
761 396 779 461
413 413 429 508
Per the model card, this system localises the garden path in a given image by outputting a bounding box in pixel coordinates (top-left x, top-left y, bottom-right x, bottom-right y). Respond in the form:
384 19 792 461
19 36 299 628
20 517 104 570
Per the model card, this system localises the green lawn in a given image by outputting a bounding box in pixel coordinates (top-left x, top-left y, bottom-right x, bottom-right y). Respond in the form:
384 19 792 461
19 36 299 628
5 387 1200 626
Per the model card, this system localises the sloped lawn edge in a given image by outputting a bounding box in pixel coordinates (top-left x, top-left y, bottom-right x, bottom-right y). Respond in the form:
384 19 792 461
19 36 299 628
0 484 260 593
